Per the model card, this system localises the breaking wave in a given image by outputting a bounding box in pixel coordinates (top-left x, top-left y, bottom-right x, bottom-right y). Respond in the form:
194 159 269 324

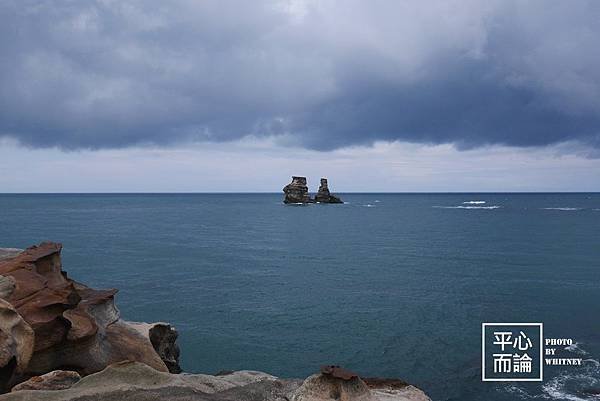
463 200 486 204
541 342 600 401
541 368 600 401
542 207 582 211
498 343 600 401
501 384 536 399
566 343 590 356
433 205 501 210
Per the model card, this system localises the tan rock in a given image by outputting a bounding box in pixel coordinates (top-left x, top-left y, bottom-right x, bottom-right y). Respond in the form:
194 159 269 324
291 372 373 401
291 367 431 401
0 275 16 299
0 242 175 392
0 299 34 392
0 362 430 401
129 321 182 373
0 249 22 262
0 361 282 401
11 370 80 392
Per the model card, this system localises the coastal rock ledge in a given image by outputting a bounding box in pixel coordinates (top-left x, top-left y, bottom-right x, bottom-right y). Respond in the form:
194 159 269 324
0 362 431 401
0 244 429 401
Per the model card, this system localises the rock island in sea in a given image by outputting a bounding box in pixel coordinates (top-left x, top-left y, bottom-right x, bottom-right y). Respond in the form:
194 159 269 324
0 243 429 401
283 176 343 204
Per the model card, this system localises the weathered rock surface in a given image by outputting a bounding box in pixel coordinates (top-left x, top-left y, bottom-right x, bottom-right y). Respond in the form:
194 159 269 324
283 176 313 204
291 372 371 401
0 361 289 401
11 371 80 392
0 362 431 401
0 277 16 300
314 178 343 204
129 322 181 373
0 250 22 263
0 300 34 392
290 366 430 401
0 243 178 391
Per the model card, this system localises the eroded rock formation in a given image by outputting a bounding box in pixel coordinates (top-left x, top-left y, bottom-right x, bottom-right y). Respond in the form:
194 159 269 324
283 176 313 204
314 178 343 204
283 177 343 204
1 362 431 401
0 243 180 392
290 365 429 401
0 299 34 392
130 322 181 373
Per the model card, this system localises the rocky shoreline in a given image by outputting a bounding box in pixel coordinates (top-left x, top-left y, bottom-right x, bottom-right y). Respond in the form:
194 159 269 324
0 243 430 401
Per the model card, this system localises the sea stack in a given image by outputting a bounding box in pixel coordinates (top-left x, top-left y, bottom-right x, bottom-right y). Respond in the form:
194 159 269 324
314 178 343 204
283 176 312 204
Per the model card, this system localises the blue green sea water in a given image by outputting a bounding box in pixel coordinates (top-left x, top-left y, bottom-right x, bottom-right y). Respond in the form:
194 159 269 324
1 193 599 401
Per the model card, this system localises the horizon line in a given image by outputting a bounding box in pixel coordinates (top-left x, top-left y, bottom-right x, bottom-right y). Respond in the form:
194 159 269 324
1 191 599 195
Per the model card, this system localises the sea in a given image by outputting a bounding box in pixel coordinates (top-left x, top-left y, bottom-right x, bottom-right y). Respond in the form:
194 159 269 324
1 193 599 401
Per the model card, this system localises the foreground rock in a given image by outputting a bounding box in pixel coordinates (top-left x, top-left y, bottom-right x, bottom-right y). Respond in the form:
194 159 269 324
283 176 313 204
291 366 429 401
11 371 80 392
130 322 181 373
0 362 431 401
0 243 180 392
314 178 343 204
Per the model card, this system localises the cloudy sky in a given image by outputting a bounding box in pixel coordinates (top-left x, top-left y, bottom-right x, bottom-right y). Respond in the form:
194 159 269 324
1 0 599 192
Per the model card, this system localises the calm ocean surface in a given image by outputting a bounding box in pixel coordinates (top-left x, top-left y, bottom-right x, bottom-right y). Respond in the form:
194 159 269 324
1 193 599 401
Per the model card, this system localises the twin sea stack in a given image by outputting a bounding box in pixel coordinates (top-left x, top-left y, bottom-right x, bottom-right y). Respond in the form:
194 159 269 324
283 177 343 204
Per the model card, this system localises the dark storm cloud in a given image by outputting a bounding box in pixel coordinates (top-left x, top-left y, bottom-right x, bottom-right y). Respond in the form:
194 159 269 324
1 0 599 151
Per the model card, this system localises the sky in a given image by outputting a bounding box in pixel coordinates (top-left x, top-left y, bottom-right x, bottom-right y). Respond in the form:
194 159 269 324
1 0 599 192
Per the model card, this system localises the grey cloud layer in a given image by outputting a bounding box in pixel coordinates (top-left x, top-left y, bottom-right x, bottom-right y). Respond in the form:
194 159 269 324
1 0 599 150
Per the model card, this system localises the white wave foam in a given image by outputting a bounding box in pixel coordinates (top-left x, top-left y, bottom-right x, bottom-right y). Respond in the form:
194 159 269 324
500 384 534 399
462 200 486 204
543 379 588 401
433 205 500 210
565 343 589 356
374 200 381 203
542 207 582 211
363 204 375 207
542 361 600 401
